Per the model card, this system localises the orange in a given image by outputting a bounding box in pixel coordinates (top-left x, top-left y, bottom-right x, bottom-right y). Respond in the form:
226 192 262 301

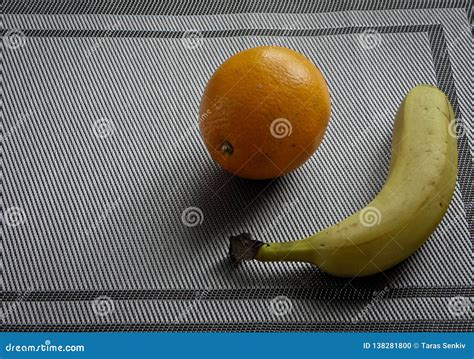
199 46 331 180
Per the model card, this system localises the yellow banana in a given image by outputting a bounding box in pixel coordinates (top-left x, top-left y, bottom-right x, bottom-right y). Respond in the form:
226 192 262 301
229 84 458 277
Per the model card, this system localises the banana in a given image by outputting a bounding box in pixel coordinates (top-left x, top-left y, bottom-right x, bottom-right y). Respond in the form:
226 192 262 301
229 84 458 277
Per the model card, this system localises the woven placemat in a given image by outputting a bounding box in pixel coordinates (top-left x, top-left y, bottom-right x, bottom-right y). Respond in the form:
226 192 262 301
1 0 472 331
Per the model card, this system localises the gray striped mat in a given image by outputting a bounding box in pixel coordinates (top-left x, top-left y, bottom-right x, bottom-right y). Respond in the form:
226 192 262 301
1 0 472 331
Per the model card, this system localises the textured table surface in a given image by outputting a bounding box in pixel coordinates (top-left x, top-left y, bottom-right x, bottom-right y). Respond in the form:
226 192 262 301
1 0 473 331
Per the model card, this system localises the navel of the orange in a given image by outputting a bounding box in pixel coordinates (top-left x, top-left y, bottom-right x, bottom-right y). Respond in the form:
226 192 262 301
199 46 331 180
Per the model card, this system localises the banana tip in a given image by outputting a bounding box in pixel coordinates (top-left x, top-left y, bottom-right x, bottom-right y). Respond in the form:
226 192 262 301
229 233 264 265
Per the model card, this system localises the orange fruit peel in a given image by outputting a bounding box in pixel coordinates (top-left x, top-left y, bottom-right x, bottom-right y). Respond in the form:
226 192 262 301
199 46 331 180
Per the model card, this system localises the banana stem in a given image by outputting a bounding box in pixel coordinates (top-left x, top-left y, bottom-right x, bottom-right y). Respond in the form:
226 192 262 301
229 233 264 264
229 233 315 264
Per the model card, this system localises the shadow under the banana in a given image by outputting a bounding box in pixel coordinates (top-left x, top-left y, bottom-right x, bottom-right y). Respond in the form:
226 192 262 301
216 258 406 299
